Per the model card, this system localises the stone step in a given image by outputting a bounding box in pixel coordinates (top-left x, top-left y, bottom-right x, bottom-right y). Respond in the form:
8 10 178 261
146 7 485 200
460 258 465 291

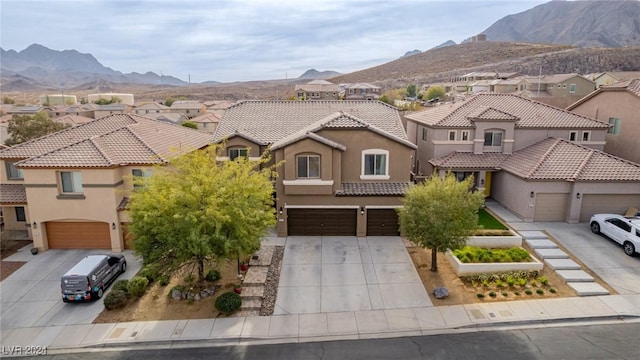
244 267 269 285
519 230 549 240
240 285 265 300
545 258 582 270
240 298 263 311
568 282 609 296
534 248 569 259
249 246 275 266
237 310 261 318
557 269 594 283
524 239 558 249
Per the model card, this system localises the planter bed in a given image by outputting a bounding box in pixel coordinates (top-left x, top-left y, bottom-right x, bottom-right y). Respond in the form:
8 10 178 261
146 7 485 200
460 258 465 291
467 229 522 248
445 248 543 276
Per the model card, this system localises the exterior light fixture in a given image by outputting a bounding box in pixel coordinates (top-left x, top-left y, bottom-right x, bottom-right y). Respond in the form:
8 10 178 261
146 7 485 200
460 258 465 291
279 207 283 215
576 193 581 199
111 222 116 230
360 207 365 215
32 222 37 229
530 191 535 198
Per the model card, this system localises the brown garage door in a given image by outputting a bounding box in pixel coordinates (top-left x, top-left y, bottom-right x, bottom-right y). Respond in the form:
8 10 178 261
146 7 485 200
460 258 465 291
287 209 357 236
46 222 111 249
580 194 640 222
367 209 400 236
533 193 569 221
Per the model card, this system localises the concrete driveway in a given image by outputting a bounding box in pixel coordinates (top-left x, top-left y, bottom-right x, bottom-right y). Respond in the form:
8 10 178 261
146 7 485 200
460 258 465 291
274 236 431 315
0 245 141 330
541 222 640 295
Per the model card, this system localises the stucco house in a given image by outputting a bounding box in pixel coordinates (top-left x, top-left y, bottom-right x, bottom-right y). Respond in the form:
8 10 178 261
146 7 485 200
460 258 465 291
343 83 382 100
589 71 640 88
567 79 640 164
0 114 211 252
405 93 640 223
295 80 340 100
214 100 416 237
134 102 170 115
520 73 595 108
189 112 222 133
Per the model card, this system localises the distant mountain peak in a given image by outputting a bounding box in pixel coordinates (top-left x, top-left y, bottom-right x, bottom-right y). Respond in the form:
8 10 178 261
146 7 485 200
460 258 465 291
400 50 421 59
298 69 342 80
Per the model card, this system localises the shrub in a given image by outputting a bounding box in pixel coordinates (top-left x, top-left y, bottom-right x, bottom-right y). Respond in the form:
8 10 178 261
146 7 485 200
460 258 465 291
549 288 557 294
525 289 533 295
127 276 149 298
158 275 170 287
536 289 544 295
476 293 485 299
514 291 520 296
205 269 221 282
453 246 531 263
104 289 129 310
215 292 242 314
488 291 497 298
139 264 161 283
112 279 129 293
537 276 549 286
517 278 528 287
502 292 508 297
506 276 516 287
184 273 195 283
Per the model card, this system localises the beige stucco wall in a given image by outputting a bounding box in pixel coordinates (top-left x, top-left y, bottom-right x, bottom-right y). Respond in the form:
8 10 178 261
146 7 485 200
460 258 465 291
570 91 640 163
23 168 125 252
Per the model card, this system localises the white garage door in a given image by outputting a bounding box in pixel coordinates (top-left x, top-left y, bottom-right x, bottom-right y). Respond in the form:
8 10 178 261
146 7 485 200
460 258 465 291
580 194 640 222
534 193 569 221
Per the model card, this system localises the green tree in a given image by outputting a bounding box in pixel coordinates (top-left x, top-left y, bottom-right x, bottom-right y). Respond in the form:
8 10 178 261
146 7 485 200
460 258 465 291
5 112 70 146
398 173 485 272
181 121 197 129
425 86 446 100
164 97 175 107
94 96 121 105
378 94 392 105
3 96 15 104
128 145 277 282
406 84 417 99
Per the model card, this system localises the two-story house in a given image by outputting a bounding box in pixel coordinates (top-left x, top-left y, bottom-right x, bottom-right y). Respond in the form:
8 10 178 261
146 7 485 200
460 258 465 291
343 83 382 101
189 112 222 134
0 114 211 252
405 93 640 223
214 100 416 237
520 73 595 108
134 102 170 115
168 101 206 119
294 80 340 100
590 71 640 88
567 79 640 164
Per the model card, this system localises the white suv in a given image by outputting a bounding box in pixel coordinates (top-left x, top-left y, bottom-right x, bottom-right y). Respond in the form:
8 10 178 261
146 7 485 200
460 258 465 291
590 214 640 256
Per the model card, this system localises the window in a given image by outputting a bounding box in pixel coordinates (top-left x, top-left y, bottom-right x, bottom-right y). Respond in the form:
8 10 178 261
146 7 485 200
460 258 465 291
132 169 152 188
448 130 456 141
422 128 428 141
60 171 83 193
484 131 503 146
608 118 621 135
5 162 23 180
581 131 590 142
569 84 576 94
461 130 470 141
229 148 248 160
349 89 354 94
361 149 389 179
296 155 320 178
569 131 578 141
15 207 26 222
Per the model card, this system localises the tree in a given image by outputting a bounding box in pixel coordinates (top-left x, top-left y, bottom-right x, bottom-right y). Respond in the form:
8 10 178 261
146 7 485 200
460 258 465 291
181 121 197 129
94 96 121 105
398 173 485 272
425 86 446 101
128 145 277 282
5 112 70 146
406 84 417 99
164 97 175 107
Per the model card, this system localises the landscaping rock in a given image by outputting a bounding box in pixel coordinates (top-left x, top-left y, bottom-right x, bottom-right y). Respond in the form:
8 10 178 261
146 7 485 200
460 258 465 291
187 292 195 300
172 289 182 301
433 287 449 299
194 293 201 301
200 290 209 298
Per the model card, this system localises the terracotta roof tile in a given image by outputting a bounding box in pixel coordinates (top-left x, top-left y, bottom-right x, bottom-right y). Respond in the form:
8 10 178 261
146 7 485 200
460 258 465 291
0 183 27 204
430 152 509 169
601 78 640 97
406 93 608 129
214 100 408 144
336 182 410 196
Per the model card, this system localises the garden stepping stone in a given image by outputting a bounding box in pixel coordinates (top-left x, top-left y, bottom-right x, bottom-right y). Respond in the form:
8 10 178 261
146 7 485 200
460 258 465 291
568 282 609 296
244 267 269 285
545 258 581 270
534 248 569 259
249 246 274 267
518 230 548 239
557 270 594 282
524 239 557 249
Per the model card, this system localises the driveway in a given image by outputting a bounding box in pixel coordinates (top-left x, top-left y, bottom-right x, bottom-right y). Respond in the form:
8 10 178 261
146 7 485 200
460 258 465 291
540 222 640 295
0 245 141 330
274 236 431 315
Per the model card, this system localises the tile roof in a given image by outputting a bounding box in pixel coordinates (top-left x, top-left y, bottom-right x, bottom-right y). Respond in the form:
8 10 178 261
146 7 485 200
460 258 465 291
430 152 510 169
54 114 94 126
567 78 640 110
523 73 586 84
501 138 640 181
405 93 609 129
0 114 211 168
295 80 339 92
190 112 222 124
344 83 381 90
336 182 410 196
135 102 170 110
0 183 27 204
215 100 409 145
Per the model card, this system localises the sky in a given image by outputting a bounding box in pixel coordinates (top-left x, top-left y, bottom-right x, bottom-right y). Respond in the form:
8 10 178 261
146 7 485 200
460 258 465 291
1 0 548 83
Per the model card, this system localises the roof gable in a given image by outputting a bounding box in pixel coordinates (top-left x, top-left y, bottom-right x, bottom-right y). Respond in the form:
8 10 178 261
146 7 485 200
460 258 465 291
467 107 519 122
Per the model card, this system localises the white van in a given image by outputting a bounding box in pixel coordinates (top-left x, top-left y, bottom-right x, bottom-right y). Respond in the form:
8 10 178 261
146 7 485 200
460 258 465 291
61 254 126 302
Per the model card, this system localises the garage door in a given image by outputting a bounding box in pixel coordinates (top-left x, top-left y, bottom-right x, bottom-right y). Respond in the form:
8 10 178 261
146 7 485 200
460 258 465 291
287 209 357 236
580 194 640 222
367 209 400 236
533 193 568 221
46 222 111 249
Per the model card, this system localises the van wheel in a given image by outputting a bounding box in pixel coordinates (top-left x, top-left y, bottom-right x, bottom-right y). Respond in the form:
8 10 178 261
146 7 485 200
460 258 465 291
121 262 127 274
97 287 104 299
